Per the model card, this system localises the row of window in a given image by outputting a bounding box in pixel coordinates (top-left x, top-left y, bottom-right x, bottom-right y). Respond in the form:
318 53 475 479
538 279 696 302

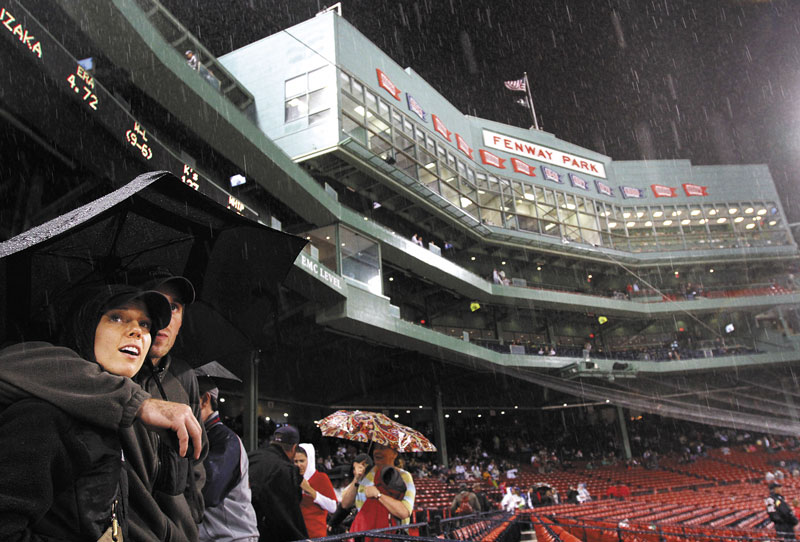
336 70 792 253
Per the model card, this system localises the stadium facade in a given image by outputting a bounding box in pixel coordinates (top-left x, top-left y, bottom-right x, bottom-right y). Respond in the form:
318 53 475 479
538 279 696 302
3 0 800 455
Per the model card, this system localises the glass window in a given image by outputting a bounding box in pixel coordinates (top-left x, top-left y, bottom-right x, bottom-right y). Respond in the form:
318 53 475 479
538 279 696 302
308 66 329 90
308 88 329 113
340 225 382 295
339 70 351 94
351 79 364 99
284 95 307 122
309 109 331 126
285 74 306 98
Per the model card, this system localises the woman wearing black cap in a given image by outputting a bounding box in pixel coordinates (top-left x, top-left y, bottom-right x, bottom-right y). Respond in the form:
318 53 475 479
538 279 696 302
0 284 171 541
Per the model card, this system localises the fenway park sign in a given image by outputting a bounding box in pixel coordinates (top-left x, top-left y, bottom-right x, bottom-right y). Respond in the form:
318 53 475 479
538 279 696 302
482 129 607 179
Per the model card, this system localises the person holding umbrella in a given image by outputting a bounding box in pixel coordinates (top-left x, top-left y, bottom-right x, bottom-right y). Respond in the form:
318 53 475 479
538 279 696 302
340 443 416 531
0 284 172 541
317 409 433 536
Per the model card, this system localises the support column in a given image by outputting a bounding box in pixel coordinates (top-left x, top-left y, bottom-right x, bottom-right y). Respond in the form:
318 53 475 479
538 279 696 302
617 406 632 460
243 349 260 452
433 385 448 468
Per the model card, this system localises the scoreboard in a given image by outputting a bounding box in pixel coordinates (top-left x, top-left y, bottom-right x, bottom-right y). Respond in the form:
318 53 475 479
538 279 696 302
0 1 261 221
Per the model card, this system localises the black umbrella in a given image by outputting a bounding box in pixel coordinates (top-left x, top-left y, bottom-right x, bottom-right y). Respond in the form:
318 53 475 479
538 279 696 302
0 171 307 364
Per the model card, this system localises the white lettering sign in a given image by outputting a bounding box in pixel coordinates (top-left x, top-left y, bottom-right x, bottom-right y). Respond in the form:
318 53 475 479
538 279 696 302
482 129 607 179
300 254 343 290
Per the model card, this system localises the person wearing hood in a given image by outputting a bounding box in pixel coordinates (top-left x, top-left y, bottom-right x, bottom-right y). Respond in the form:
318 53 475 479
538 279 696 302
0 273 207 542
197 377 258 542
295 443 338 538
0 284 171 541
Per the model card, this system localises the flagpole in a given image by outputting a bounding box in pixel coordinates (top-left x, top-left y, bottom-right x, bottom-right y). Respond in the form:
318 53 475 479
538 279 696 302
524 72 540 130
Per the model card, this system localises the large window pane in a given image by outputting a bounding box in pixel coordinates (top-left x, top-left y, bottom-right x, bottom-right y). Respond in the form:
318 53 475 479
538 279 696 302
340 226 382 295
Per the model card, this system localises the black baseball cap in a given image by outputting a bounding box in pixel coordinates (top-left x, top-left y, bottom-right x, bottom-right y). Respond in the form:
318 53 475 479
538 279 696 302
121 266 196 305
271 425 300 445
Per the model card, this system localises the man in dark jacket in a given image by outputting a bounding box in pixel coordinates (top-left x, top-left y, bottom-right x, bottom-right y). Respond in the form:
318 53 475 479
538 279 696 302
249 425 308 541
766 482 799 540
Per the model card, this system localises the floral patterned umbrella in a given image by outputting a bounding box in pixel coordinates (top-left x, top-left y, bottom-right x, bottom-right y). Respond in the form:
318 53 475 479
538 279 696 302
315 409 437 453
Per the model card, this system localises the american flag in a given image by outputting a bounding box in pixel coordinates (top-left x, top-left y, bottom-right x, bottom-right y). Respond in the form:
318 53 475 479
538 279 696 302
504 78 527 92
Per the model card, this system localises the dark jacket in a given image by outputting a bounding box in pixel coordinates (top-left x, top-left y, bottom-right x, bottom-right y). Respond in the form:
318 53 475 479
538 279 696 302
767 490 799 535
249 443 308 542
0 398 126 542
0 343 207 542
127 354 208 542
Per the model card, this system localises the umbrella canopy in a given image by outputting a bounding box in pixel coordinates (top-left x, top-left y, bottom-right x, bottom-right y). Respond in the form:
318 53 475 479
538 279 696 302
194 361 242 382
316 409 436 453
0 170 307 363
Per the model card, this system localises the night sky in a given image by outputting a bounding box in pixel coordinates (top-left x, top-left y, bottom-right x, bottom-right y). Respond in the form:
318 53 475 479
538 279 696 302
163 0 800 221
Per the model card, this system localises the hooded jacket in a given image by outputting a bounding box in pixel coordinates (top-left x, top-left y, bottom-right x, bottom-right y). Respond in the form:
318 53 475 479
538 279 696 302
0 286 207 542
0 285 170 541
298 443 338 538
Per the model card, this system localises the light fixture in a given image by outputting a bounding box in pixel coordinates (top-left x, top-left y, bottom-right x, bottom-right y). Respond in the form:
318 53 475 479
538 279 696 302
283 412 289 417
709 269 714 273
734 217 744 223
219 397 226 403
745 207 754 214
588 274 593 279
769 220 777 226
746 223 756 229
699 218 707 224
653 211 663 218
514 405 519 409
681 219 691 225
394 414 399 419
477 414 482 418
501 411 505 415
524 193 535 201
708 209 718 215
406 409 411 414
536 266 542 271
626 221 635 228
729 207 738 214
636 211 645 218
445 414 450 418
717 217 727 223
545 223 556 231
501 261 506 265
470 256 476 261
388 277 394 281
645 221 653 227
758 209 768 215
690 209 701 216
623 212 631 219
663 220 673 226
458 410 462 414
608 222 617 228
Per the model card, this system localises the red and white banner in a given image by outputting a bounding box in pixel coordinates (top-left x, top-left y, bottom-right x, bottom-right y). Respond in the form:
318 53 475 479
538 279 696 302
432 114 451 141
511 158 536 177
376 69 401 100
455 134 473 160
482 129 607 178
504 78 527 92
651 184 677 198
479 149 505 169
682 183 708 196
